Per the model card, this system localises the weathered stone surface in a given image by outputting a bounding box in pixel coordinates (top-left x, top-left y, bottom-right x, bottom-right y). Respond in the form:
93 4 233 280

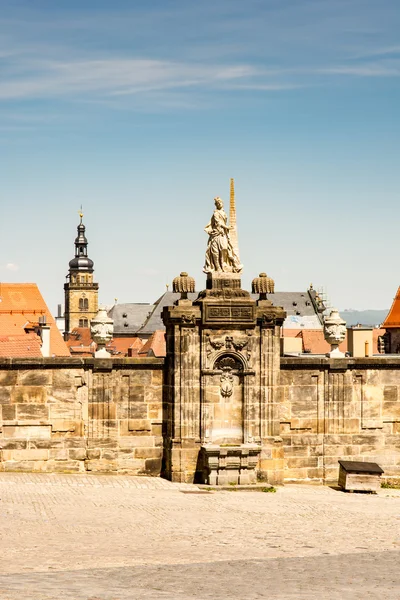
2 449 49 461
68 448 87 461
17 404 49 420
18 370 52 386
0 387 11 404
0 371 17 386
128 419 151 432
11 387 47 404
0 352 399 482
2 425 51 439
134 447 162 459
1 405 16 420
87 449 101 459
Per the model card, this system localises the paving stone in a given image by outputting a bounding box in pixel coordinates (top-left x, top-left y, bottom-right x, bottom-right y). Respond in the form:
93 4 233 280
0 474 398 598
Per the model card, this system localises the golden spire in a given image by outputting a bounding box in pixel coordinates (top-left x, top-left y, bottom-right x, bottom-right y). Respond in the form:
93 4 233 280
229 178 240 261
79 205 83 223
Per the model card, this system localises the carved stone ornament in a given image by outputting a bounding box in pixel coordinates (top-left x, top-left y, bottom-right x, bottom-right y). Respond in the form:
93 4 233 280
214 355 243 372
261 313 276 327
323 308 346 358
220 368 234 398
180 314 196 325
252 272 275 297
208 334 249 354
91 306 114 358
173 272 195 299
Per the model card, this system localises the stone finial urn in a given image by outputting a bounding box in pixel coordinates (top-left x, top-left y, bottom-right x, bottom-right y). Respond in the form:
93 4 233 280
323 308 346 358
173 272 195 300
90 306 114 358
252 272 275 299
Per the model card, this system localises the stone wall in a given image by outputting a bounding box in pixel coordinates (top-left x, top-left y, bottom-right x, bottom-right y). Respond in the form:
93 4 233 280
0 355 399 483
280 357 400 483
0 357 163 474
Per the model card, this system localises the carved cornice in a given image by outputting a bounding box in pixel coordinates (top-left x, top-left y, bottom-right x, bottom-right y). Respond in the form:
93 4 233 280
257 307 286 327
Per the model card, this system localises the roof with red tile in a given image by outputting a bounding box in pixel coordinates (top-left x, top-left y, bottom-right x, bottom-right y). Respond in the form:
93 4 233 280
283 327 384 355
0 283 69 356
139 331 166 358
106 336 144 356
300 329 347 354
382 287 400 328
0 333 42 357
65 329 148 357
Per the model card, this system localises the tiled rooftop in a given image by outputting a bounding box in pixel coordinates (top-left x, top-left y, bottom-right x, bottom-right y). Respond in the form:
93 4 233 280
0 283 69 357
0 333 42 357
382 286 400 328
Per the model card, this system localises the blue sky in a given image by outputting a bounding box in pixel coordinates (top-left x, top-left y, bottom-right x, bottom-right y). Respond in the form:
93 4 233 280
1 0 400 312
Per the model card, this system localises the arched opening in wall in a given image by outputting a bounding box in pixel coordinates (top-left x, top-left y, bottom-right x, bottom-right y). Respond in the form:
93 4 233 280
79 318 89 328
209 354 244 445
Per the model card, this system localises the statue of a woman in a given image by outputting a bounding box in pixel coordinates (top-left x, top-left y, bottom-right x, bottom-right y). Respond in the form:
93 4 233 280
203 197 243 274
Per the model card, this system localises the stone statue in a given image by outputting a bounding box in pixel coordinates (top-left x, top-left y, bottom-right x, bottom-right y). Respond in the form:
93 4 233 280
91 306 114 358
323 308 346 358
203 197 243 274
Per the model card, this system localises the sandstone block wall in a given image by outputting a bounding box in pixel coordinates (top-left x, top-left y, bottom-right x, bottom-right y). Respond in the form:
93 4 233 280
280 357 400 482
0 355 399 483
0 358 163 475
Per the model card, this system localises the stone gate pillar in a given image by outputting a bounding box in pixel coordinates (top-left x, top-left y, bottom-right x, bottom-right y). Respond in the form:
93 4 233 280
162 271 285 484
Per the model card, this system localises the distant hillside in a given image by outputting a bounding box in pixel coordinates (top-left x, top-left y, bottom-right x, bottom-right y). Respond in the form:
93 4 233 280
340 309 388 327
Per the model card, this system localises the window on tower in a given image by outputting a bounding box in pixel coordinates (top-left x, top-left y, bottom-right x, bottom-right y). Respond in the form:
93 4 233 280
79 318 89 328
79 298 89 310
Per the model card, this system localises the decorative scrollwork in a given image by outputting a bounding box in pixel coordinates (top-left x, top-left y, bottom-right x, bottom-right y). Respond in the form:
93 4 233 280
261 313 276 327
181 314 196 325
220 369 234 398
208 335 249 353
215 355 243 372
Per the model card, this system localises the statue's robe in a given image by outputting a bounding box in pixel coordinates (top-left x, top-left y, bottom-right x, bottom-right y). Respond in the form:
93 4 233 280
204 208 242 273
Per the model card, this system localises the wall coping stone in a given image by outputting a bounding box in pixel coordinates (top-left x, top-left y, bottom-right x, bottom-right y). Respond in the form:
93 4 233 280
281 356 400 370
0 357 164 370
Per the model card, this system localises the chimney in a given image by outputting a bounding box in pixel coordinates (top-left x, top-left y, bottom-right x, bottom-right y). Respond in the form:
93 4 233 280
38 316 51 357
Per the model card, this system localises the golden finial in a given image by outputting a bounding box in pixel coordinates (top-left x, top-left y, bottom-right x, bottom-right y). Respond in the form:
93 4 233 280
78 205 83 223
166 283 169 291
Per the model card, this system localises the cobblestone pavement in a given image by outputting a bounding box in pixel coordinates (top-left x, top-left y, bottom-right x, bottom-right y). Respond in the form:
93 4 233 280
0 473 399 599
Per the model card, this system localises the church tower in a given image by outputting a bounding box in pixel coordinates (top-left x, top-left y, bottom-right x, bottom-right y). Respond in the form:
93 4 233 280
64 212 99 334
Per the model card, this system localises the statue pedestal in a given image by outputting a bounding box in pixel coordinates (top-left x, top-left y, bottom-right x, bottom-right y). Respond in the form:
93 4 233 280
327 345 345 358
95 347 111 358
206 272 242 291
197 444 261 485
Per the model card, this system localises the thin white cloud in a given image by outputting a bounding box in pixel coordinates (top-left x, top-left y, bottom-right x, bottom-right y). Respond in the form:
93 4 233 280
1 53 398 106
350 45 400 59
316 62 400 76
0 57 264 100
5 263 19 272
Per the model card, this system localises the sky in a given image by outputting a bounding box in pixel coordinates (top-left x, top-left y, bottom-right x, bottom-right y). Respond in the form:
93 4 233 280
1 0 400 313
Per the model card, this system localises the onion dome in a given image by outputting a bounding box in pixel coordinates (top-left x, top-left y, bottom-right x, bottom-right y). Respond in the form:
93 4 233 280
173 272 195 299
252 272 275 299
68 213 94 272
